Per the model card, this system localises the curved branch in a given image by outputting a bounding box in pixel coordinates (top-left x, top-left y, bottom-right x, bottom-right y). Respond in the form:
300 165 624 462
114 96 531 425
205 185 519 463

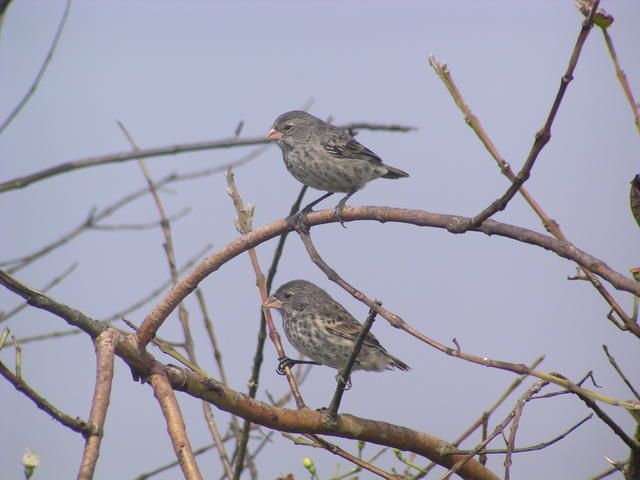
135 206 640 347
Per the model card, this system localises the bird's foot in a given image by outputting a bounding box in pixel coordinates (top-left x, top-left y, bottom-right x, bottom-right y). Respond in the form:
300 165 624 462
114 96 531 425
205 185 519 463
276 356 321 375
333 202 348 229
287 208 311 233
335 372 352 390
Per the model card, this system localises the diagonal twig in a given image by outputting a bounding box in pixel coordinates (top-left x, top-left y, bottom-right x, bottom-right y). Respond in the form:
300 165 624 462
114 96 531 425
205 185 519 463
0 0 72 135
0 262 77 323
225 169 307 480
327 305 379 417
0 358 96 435
602 345 640 401
119 122 234 477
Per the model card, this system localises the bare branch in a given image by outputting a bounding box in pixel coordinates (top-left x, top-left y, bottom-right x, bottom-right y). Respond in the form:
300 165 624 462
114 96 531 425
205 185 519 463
417 356 546 478
225 168 307 478
0 123 413 194
442 380 548 480
602 345 640 401
451 414 592 455
0 359 95 436
0 262 77 323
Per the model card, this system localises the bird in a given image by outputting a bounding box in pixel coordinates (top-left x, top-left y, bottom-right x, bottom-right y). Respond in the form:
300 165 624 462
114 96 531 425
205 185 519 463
265 111 409 227
263 279 409 373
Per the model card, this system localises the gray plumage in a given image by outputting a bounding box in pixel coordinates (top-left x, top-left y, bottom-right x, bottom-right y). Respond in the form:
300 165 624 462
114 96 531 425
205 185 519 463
265 279 409 372
265 111 409 220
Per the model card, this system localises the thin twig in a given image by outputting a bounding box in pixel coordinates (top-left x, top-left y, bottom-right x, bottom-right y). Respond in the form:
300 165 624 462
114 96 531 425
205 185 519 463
12 244 210 345
91 207 191 230
194 288 243 476
0 262 77 323
293 223 637 408
587 465 625 480
225 168 307 480
417 355 545 478
560 371 640 452
602 345 640 401
120 122 219 478
574 0 640 134
77 328 118 480
0 0 72 134
0 359 95 435
441 380 549 480
233 186 306 480
328 305 379 417
449 414 592 455
196 288 230 385
132 444 216 480
302 434 397 480
202 403 235 480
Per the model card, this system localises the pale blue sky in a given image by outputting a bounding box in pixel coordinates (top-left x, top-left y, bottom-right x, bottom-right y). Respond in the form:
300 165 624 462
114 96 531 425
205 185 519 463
1 1 639 479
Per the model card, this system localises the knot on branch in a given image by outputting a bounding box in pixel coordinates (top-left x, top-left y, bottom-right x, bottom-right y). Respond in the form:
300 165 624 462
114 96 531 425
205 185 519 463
446 217 472 234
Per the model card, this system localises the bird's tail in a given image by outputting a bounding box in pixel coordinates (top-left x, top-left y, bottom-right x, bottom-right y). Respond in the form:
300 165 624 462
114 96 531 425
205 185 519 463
382 164 410 179
389 355 410 371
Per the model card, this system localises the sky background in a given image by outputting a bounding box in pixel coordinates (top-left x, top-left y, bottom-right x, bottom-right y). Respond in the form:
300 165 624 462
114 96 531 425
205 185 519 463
1 1 639 479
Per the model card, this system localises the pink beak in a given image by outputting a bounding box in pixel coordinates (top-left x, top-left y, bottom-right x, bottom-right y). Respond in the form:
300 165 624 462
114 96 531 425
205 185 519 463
265 128 283 141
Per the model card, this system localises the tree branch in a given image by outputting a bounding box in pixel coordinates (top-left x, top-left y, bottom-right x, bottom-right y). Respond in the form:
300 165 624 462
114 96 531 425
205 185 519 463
0 123 413 194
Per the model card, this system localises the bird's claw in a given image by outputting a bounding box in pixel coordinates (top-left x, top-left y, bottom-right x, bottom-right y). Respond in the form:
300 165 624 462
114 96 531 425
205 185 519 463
276 357 295 375
333 203 348 229
335 372 352 390
287 209 311 233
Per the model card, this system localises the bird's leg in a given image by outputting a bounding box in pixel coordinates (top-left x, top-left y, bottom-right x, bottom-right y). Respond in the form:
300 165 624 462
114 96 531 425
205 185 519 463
287 191 334 232
333 188 358 228
276 356 321 375
335 371 352 391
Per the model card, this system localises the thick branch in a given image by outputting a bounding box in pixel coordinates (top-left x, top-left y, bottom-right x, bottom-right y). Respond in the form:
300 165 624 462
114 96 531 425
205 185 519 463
0 269 497 480
150 365 203 480
77 329 118 480
162 365 498 480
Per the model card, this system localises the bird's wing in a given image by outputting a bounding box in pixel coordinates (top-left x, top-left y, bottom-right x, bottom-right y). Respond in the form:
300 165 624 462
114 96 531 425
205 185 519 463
322 131 384 165
319 303 386 350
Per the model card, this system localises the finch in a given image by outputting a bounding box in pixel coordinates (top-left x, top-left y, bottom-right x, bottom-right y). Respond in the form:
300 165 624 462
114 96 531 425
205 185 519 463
263 279 409 372
265 111 409 225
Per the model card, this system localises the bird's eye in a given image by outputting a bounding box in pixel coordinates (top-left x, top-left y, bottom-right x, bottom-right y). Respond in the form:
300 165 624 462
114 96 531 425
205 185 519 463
283 292 292 299
281 124 294 133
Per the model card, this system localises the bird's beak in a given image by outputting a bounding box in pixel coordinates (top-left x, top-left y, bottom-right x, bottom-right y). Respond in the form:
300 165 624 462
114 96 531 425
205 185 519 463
265 128 283 141
263 296 283 309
